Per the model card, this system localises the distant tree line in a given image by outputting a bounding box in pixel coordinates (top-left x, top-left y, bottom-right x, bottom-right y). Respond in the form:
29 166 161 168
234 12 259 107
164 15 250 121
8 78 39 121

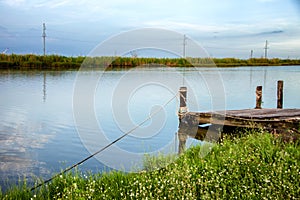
212 57 300 67
0 54 300 70
0 54 84 70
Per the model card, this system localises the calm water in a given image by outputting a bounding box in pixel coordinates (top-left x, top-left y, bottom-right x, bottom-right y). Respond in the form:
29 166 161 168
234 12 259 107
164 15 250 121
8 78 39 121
0 66 300 189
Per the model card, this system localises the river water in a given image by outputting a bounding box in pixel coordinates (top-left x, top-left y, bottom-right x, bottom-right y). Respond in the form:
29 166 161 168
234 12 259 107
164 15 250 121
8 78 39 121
0 66 300 189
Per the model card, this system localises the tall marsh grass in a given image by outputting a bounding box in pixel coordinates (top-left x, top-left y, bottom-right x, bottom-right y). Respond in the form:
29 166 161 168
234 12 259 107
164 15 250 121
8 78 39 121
1 129 299 199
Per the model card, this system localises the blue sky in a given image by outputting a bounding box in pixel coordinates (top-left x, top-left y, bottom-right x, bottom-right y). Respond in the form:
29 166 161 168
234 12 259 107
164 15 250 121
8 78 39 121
0 0 299 58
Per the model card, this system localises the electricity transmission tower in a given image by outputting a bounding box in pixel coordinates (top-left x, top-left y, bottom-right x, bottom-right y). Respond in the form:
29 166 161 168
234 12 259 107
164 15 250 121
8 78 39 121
264 40 269 59
183 34 187 58
42 23 46 56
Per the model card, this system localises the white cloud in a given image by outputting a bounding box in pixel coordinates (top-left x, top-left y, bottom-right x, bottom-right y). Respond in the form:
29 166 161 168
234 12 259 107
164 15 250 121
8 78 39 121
33 0 71 8
256 0 276 2
1 0 25 6
143 21 227 33
272 38 300 48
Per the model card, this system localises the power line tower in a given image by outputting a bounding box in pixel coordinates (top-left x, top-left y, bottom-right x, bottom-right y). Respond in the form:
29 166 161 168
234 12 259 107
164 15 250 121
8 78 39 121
183 34 187 58
250 50 253 59
42 23 46 56
264 40 269 59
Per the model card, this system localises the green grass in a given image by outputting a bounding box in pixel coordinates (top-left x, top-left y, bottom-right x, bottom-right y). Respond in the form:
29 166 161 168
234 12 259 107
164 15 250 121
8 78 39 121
1 129 299 199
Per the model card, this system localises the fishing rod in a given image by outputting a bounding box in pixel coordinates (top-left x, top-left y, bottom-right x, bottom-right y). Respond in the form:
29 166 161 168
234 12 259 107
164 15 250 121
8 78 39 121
30 94 178 191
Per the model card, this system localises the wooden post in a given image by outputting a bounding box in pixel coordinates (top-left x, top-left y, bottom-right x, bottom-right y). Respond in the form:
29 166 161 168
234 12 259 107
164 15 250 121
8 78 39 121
255 86 262 109
277 80 283 109
178 132 187 155
178 87 187 119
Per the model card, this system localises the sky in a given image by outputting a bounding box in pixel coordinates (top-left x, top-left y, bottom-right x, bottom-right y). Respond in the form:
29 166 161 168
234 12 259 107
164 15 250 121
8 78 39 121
0 0 300 58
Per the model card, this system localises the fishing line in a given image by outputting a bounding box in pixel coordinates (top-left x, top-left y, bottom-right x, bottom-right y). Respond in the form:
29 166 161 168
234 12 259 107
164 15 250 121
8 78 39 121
30 93 178 191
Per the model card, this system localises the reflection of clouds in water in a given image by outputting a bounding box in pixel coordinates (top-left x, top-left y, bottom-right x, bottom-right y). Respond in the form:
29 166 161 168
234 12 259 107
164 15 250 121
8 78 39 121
0 156 47 178
0 121 53 183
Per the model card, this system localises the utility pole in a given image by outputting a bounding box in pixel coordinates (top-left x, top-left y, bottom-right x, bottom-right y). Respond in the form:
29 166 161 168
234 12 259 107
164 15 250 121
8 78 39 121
264 40 268 59
183 34 187 58
42 23 46 56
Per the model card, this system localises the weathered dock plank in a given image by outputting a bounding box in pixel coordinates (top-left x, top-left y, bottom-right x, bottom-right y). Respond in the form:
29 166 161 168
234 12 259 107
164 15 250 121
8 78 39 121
181 108 300 129
218 108 300 119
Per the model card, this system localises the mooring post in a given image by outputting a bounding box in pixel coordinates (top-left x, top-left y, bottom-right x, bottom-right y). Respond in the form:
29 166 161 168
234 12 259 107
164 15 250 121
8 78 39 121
277 80 283 109
178 87 187 119
178 132 187 155
255 86 262 109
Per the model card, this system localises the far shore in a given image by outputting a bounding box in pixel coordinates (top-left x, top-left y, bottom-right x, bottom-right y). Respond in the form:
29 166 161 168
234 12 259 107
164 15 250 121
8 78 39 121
1 54 300 70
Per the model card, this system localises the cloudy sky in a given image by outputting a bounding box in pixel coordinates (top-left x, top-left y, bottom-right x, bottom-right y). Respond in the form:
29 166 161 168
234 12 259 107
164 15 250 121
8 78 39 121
0 0 299 58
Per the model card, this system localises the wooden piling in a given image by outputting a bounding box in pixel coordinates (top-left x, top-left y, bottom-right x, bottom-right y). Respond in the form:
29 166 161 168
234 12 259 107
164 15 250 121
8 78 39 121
178 87 187 118
255 86 262 109
277 80 283 109
178 132 187 154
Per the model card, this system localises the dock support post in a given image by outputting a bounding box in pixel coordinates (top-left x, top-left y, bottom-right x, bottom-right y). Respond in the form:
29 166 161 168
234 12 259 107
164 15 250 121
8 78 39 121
178 132 187 155
255 86 262 109
277 80 283 109
178 87 187 119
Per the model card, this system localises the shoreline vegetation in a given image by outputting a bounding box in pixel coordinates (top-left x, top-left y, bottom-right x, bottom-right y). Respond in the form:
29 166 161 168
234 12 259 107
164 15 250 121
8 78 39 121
1 130 299 199
1 54 300 70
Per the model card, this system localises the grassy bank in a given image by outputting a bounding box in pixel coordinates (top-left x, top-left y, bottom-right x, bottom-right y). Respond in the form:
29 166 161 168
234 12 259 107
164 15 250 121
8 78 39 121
1 54 300 70
1 130 299 199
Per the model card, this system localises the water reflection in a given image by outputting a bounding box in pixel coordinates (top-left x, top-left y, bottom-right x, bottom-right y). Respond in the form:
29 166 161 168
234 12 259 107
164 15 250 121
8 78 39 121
43 72 46 102
0 122 53 188
0 70 76 190
177 122 222 154
264 69 267 88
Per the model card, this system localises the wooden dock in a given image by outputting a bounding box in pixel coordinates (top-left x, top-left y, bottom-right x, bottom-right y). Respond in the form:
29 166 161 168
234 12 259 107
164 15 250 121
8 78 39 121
188 108 300 129
177 81 300 153
177 108 300 154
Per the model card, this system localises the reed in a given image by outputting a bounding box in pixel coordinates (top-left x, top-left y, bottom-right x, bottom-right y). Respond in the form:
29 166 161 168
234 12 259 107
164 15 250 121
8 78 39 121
1 54 300 70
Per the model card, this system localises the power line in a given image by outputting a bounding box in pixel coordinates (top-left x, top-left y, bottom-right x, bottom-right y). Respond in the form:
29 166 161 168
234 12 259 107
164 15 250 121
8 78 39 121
47 36 97 44
204 46 253 51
